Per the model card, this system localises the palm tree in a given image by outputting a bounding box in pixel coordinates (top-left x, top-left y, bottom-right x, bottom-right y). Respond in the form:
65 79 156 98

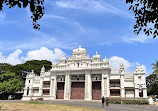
152 60 158 74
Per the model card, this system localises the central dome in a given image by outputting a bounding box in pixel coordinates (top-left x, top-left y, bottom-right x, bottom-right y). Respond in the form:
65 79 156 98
73 45 87 55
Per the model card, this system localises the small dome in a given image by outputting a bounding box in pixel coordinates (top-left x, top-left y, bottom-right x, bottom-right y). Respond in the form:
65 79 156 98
134 63 145 73
103 56 108 63
73 45 87 54
52 61 58 66
93 51 101 58
60 55 67 61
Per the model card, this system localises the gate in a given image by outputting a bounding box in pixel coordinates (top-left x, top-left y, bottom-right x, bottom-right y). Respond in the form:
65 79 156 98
56 82 65 99
92 81 101 100
71 82 85 99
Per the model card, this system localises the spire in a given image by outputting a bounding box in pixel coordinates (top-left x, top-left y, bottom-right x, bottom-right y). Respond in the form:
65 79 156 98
79 45 81 48
96 51 98 55
41 65 45 72
120 62 124 68
31 70 34 73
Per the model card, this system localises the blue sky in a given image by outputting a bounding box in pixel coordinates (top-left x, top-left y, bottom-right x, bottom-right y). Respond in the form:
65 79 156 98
0 0 158 76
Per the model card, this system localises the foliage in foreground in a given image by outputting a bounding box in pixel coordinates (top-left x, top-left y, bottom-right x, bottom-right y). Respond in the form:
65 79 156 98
126 0 158 38
108 98 149 104
0 0 45 30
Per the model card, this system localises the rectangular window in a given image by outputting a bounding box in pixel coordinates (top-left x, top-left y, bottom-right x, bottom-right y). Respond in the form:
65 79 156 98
43 89 50 95
110 80 120 87
43 81 50 88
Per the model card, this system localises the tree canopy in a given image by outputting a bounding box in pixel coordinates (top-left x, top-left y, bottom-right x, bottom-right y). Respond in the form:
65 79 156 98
0 71 23 93
0 60 52 94
0 0 45 29
126 0 158 38
146 60 158 95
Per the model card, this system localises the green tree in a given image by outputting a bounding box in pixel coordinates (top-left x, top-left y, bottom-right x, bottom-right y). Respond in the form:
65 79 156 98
152 60 158 74
0 63 12 74
146 60 158 95
0 0 45 30
126 0 158 38
17 60 52 77
0 71 23 93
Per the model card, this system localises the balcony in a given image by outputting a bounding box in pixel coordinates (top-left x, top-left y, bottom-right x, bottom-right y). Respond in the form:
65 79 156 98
110 84 120 87
43 85 50 88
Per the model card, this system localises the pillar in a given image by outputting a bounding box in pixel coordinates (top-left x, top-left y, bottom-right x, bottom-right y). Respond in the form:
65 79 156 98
143 89 147 98
102 74 109 97
50 75 56 99
85 71 92 100
39 76 43 96
135 89 139 97
120 75 125 97
64 73 71 100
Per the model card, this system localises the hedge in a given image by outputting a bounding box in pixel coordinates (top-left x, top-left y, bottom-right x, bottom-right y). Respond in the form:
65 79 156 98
108 98 149 104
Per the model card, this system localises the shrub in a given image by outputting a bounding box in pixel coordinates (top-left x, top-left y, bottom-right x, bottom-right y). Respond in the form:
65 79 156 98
108 97 149 105
108 98 121 104
36 98 44 101
123 100 149 104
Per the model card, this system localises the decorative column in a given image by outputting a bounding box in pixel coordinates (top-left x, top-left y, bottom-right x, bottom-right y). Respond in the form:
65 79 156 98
39 76 43 96
120 63 125 98
85 71 92 100
50 75 56 99
102 74 109 97
135 88 139 97
39 66 45 97
143 89 147 98
64 72 71 100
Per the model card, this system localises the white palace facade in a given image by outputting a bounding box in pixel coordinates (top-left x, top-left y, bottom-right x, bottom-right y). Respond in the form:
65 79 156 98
22 46 147 100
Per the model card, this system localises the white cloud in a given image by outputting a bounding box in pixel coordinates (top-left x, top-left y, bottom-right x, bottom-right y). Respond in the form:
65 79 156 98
24 47 65 62
55 0 132 18
109 56 132 71
123 30 158 44
56 0 117 13
0 49 22 65
109 56 147 73
0 47 65 65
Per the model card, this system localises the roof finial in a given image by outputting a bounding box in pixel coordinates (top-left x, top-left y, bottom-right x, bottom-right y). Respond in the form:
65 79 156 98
79 44 81 48
96 51 98 55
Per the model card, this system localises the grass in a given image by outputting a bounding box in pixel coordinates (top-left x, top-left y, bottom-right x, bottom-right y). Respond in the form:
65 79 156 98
0 102 102 111
27 101 44 104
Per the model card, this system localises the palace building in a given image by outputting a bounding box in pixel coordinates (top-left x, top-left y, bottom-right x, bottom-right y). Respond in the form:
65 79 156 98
22 45 147 100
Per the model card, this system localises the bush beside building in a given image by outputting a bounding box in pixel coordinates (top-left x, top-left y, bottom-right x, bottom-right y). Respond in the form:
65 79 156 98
108 98 149 104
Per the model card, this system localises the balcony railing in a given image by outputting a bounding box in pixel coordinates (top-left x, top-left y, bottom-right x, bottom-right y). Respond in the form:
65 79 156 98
110 84 120 87
43 85 50 88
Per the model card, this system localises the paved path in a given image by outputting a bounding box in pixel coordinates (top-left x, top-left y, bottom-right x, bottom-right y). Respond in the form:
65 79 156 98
0 100 158 111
